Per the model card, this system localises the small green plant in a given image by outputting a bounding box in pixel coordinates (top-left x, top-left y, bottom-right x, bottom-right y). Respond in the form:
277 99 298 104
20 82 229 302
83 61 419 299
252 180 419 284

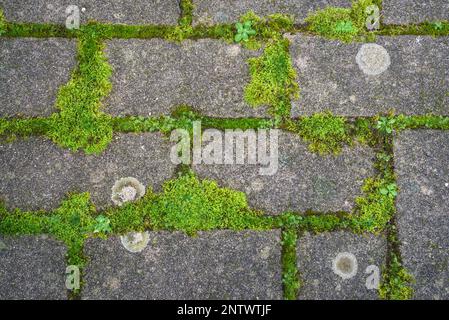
380 183 397 198
93 215 112 234
432 21 443 30
376 117 396 134
235 21 256 43
334 20 357 34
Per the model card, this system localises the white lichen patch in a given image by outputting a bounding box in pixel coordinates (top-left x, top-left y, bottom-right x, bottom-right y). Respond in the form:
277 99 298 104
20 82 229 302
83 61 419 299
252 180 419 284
111 177 145 206
356 43 391 76
120 231 151 253
332 252 358 280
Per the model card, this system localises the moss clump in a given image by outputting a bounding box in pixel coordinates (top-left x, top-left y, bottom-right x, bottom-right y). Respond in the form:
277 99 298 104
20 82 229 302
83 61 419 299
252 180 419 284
0 193 99 267
244 38 299 120
305 0 377 42
179 0 194 27
0 9 7 35
281 229 300 300
291 112 351 155
238 11 294 49
47 26 113 154
352 177 396 233
146 171 264 234
379 254 414 300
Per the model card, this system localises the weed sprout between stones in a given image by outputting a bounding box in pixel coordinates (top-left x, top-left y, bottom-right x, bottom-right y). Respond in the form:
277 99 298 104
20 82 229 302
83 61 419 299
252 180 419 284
235 20 256 43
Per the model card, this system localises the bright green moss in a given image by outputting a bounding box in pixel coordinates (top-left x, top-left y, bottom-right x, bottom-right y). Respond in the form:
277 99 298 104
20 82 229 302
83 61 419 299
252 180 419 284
145 171 265 234
0 9 7 36
305 0 377 42
352 177 396 233
244 38 299 119
291 112 351 155
47 26 113 154
379 254 414 300
0 193 98 267
281 229 300 300
179 0 194 27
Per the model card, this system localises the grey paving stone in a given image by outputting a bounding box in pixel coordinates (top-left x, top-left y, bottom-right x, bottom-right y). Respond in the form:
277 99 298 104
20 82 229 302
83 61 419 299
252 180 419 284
104 39 269 118
394 130 449 300
297 231 387 300
383 0 449 25
193 131 375 215
82 230 282 300
0 0 180 25
0 235 67 300
0 133 176 211
192 0 350 25
0 38 76 117
290 35 449 116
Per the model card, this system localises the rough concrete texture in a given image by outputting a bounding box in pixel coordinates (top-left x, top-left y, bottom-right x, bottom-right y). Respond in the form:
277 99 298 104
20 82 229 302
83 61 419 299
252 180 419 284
192 0 350 25
0 38 76 117
193 131 375 215
394 130 449 300
0 133 176 211
0 235 67 300
290 35 449 116
383 0 449 25
82 230 282 300
0 0 180 25
297 231 387 300
104 39 269 118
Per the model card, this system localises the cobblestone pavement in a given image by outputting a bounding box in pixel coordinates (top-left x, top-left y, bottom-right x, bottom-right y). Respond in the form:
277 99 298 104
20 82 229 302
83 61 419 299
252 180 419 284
0 1 448 300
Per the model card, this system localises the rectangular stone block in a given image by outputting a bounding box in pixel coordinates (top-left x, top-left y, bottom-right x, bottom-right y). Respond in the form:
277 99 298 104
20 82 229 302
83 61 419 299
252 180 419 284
297 231 387 300
0 236 68 300
104 39 268 118
0 0 180 25
0 38 76 117
82 230 282 300
193 131 375 215
0 133 176 211
290 35 449 116
394 130 449 300
192 0 350 25
383 0 449 24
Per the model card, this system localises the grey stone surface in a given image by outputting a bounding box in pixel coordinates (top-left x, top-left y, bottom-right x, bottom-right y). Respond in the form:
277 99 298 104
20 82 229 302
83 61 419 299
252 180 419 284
0 133 176 211
0 235 67 300
82 230 282 300
193 131 375 215
0 0 180 25
0 38 76 117
394 130 449 300
104 39 269 118
383 0 449 25
297 231 387 300
192 0 350 25
290 35 449 116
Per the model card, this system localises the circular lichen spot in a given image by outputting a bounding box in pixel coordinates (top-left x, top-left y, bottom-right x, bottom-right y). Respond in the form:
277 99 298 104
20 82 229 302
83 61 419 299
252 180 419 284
356 43 391 76
120 231 150 253
111 177 145 206
332 252 358 279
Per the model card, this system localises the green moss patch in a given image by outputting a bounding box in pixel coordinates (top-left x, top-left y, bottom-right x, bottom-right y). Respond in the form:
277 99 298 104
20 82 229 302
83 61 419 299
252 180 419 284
0 8 7 36
244 38 299 121
379 252 414 300
281 229 300 300
305 0 378 42
288 112 351 155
